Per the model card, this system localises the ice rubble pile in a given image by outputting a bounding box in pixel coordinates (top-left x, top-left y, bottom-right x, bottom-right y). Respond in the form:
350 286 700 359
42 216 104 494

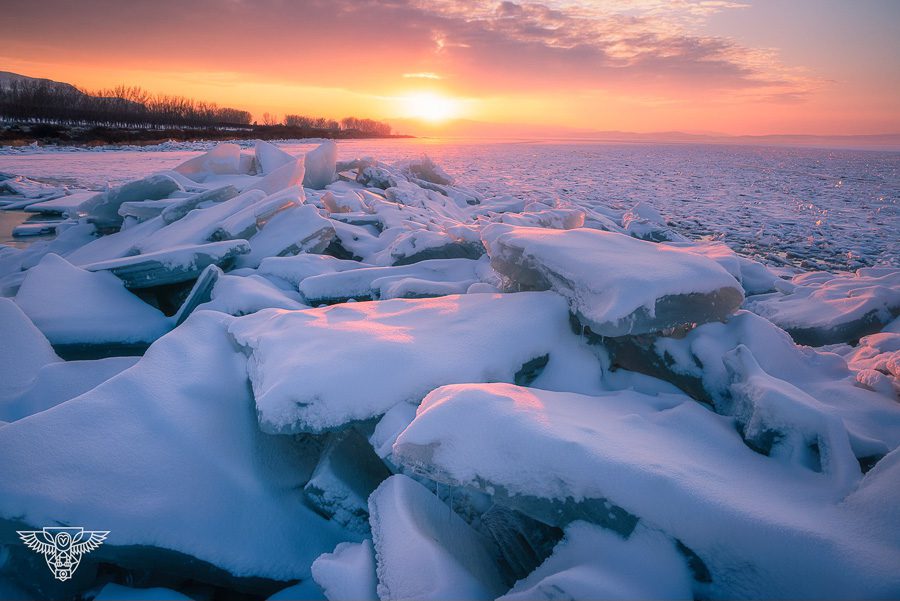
0 141 899 601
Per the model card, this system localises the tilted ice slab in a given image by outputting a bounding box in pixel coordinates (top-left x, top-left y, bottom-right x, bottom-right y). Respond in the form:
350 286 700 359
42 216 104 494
303 140 338 190
394 383 900 599
79 173 183 229
256 254 369 289
298 258 486 304
368 475 506 601
227 291 572 433
0 312 350 592
0 298 60 396
233 204 335 269
172 143 244 181
745 267 900 346
482 225 743 336
15 254 171 347
499 521 692 601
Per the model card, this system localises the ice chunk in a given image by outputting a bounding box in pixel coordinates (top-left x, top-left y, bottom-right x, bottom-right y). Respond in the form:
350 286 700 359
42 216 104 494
0 312 351 593
298 258 484 304
257 254 369 288
15 254 171 349
212 186 304 241
84 240 251 289
227 291 572 433
0 356 137 422
311 540 378 601
255 140 296 175
745 268 900 345
24 191 99 216
383 229 485 266
500 522 692 601
483 225 743 336
64 216 166 267
0 298 59 396
304 429 391 534
159 185 242 224
117 198 180 221
840 331 900 398
248 158 306 196
173 143 242 181
303 141 338 189
233 205 336 269
79 174 182 229
622 201 686 242
199 270 307 316
479 504 563 583
663 240 779 295
321 190 369 214
136 190 265 254
489 208 585 230
395 156 453 186
368 475 506 601
394 383 900 598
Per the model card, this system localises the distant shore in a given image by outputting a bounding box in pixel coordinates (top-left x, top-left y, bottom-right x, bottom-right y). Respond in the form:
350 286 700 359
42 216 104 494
0 122 413 148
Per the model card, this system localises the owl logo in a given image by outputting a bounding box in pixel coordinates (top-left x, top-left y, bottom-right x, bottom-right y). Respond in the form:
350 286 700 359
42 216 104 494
17 527 109 581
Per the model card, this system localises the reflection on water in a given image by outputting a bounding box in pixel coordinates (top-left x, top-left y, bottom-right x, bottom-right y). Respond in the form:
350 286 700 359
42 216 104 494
0 210 54 249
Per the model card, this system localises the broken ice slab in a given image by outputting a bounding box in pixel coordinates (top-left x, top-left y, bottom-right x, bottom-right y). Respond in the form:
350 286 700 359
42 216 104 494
744 267 900 346
254 140 296 175
233 204 336 269
0 298 60 397
662 240 779 295
482 225 743 336
311 540 378 601
24 191 99 216
117 198 181 222
159 185 242 224
303 140 338 190
499 521 693 601
257 254 369 289
211 186 303 241
368 475 506 601
226 291 572 434
298 258 485 305
79 173 183 230
303 428 392 534
479 504 563 584
11 222 58 237
172 143 244 181
15 254 172 358
602 310 900 464
385 229 485 266
83 240 250 289
172 263 221 326
0 312 350 597
197 271 307 316
393 382 899 599
488 208 586 230
245 157 305 196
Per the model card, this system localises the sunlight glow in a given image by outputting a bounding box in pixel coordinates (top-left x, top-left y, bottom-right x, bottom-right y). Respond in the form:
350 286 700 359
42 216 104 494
399 92 460 122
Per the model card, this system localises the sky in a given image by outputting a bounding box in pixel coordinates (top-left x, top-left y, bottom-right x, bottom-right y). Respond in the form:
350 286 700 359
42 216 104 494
2 0 899 137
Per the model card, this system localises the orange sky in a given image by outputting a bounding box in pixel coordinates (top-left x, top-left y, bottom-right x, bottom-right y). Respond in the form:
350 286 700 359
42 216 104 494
3 0 899 137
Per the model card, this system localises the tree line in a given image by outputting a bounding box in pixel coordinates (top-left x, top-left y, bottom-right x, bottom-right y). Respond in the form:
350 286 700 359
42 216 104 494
0 78 392 136
0 80 252 128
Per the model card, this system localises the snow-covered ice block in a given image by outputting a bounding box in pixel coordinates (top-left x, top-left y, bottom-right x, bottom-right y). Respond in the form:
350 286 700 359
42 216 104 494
198 269 307 316
85 240 250 289
0 356 137 422
303 141 338 190
303 429 391 534
298 258 484 304
311 540 378 601
0 298 60 396
499 521 692 601
0 312 351 593
257 254 369 288
117 198 180 221
663 240 779 295
136 190 265 254
233 205 335 269
483 225 743 336
227 291 572 433
321 190 369 214
394 382 900 599
212 186 304 241
382 229 485 266
63 216 166 267
254 141 296 175
15 254 171 349
840 331 900 398
395 156 453 186
247 158 306 196
608 310 900 460
159 185 242 224
489 208 585 230
368 475 506 601
79 174 182 229
173 143 243 181
745 268 900 345
622 201 686 242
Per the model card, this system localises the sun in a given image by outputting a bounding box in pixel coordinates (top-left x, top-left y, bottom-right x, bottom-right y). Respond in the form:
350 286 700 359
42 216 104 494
400 92 460 122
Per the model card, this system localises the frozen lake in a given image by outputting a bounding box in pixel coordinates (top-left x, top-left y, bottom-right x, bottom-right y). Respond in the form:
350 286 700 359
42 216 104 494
2 139 898 270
